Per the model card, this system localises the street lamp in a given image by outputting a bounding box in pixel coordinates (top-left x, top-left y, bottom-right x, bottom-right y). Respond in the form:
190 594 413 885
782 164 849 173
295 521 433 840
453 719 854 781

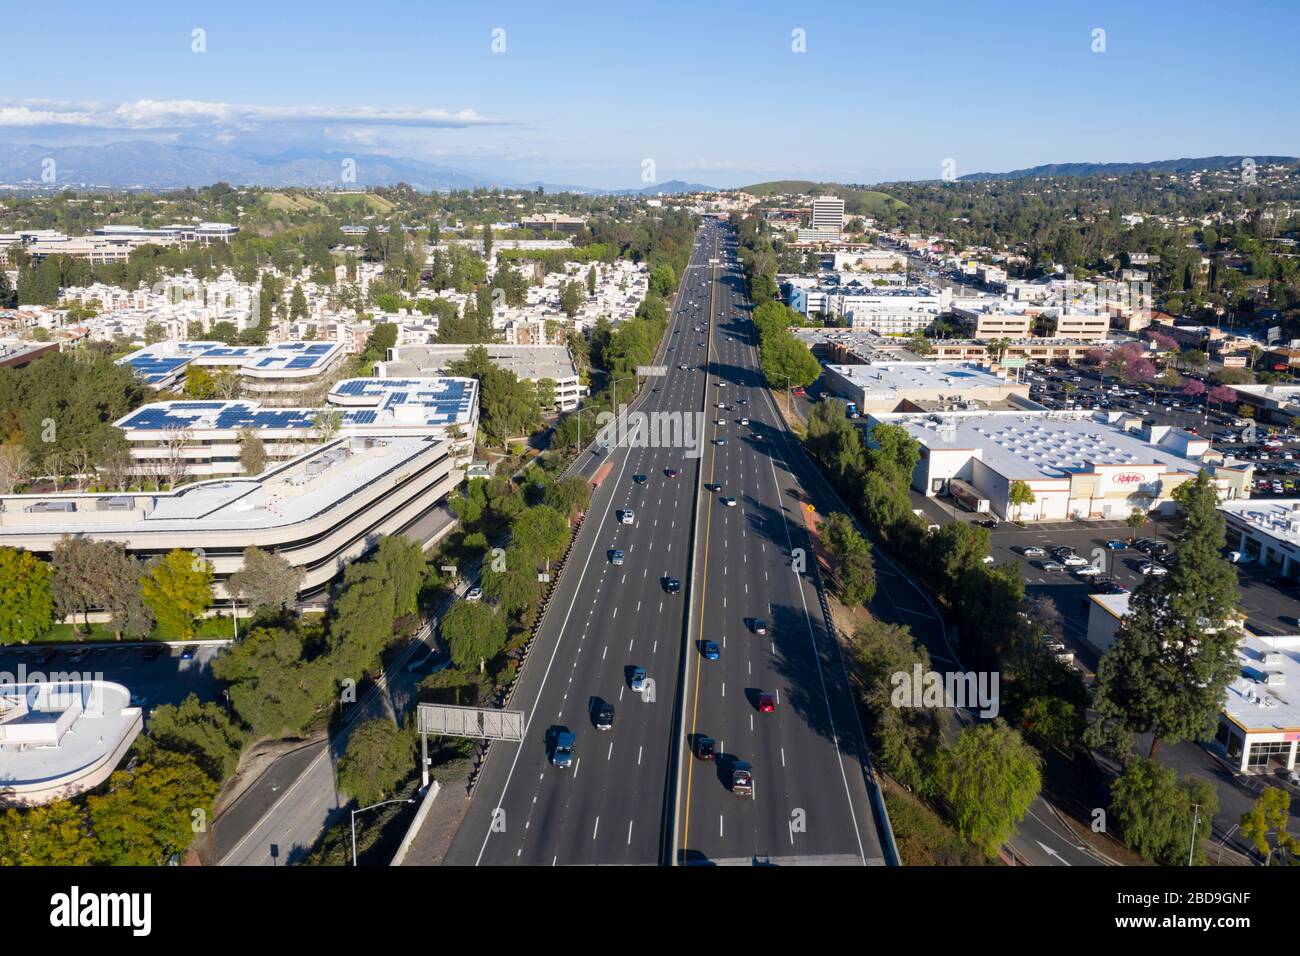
352 797 415 866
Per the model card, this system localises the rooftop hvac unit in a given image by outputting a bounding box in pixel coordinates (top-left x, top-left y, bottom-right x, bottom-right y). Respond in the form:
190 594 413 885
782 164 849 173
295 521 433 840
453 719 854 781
1262 651 1285 668
1262 670 1288 687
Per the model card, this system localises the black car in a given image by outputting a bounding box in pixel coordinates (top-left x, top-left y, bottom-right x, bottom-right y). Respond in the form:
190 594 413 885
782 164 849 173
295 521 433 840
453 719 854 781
594 702 614 731
632 474 647 484
694 735 716 761
663 577 681 594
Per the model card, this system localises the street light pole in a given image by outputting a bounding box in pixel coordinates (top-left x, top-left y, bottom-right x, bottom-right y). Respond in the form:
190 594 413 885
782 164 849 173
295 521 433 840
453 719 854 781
351 798 415 866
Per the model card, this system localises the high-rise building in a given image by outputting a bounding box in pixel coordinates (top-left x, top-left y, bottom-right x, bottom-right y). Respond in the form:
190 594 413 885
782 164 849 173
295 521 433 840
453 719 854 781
811 195 845 232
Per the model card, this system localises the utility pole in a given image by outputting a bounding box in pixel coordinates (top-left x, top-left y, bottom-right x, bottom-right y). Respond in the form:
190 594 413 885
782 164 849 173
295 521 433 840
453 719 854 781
1188 802 1200 866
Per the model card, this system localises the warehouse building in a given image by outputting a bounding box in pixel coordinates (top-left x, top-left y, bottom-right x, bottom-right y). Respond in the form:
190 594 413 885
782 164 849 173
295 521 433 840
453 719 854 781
868 410 1253 521
821 361 1032 415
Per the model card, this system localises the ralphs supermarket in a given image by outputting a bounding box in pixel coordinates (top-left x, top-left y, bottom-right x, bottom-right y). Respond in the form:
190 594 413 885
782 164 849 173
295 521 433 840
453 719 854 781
864 409 1254 521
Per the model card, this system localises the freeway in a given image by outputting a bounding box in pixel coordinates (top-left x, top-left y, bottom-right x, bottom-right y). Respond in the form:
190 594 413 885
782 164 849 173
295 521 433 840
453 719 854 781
443 220 727 865
674 227 887 865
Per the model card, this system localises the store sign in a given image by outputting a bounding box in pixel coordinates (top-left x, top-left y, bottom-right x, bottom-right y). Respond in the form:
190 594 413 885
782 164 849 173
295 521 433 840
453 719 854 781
1112 472 1145 485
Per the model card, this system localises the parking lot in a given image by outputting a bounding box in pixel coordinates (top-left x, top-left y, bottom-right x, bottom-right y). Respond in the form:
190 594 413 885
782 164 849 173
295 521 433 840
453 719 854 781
0 642 224 712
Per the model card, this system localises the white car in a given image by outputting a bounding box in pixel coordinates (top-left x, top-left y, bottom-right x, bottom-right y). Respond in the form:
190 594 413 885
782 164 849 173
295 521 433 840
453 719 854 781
465 587 483 602
717 418 726 425
981 555 996 564
620 509 635 525
1227 551 1252 564
1073 565 1102 577
715 438 726 445
739 418 749 425
1139 563 1169 576
1061 554 1090 567
721 497 737 507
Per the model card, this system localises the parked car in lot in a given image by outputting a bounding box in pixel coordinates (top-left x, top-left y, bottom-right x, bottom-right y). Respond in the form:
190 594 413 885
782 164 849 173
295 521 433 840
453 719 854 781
1061 554 1089 567
1020 545 1047 557
1104 539 1127 550
1073 565 1103 578
1227 551 1252 564
1139 562 1169 576
1040 561 1065 572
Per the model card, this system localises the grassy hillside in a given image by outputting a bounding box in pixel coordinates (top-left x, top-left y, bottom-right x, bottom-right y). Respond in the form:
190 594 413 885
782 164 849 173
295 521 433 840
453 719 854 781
262 192 327 213
741 181 909 218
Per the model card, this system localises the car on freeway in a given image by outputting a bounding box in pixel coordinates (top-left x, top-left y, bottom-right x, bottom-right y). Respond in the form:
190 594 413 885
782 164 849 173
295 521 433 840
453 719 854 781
1139 562 1169 576
1073 565 1103 578
594 702 615 731
731 762 755 797
609 549 625 566
757 693 776 713
705 482 721 492
465 587 483 602
663 576 681 594
180 645 198 661
694 736 716 761
1020 546 1047 557
721 496 737 507
665 468 681 479
619 509 635 525
630 667 647 692
702 641 720 661
716 418 726 426
715 438 726 446
549 728 576 768
1040 561 1065 572
739 417 749 425
633 474 647 484
751 619 767 635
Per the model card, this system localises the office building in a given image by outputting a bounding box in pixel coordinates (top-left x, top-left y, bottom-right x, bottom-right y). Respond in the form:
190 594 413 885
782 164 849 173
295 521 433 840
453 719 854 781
821 362 1031 415
379 343 585 411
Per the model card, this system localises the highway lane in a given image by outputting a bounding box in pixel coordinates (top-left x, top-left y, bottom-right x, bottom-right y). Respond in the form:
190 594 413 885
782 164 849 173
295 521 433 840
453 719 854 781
676 227 887 865
444 220 727 865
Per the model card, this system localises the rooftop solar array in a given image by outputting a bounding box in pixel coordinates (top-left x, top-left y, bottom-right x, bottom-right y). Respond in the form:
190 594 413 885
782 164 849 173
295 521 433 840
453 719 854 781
116 341 342 386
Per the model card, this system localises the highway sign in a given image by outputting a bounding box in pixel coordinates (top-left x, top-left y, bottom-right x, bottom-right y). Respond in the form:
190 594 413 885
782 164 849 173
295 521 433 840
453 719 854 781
637 365 668 377
418 703 524 741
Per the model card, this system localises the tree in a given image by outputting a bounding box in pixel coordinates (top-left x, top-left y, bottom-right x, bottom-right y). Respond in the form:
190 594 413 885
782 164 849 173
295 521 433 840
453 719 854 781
290 283 308 321
87 751 217 865
0 444 29 494
822 512 876 607
100 544 152 640
509 505 570 567
543 475 592 524
184 365 216 399
0 801 93 865
1239 787 1297 865
238 429 267 476
140 549 213 640
228 546 303 613
1088 471 1241 759
337 718 415 805
1008 480 1035 521
51 535 105 633
135 693 247 782
441 600 507 669
931 721 1042 858
373 535 425 619
0 547 54 644
1126 507 1148 541
1110 758 1218 865
852 617 939 792
559 280 584 318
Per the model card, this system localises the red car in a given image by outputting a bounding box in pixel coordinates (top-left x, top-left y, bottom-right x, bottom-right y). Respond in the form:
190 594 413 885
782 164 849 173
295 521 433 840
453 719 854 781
758 693 775 713
665 468 681 479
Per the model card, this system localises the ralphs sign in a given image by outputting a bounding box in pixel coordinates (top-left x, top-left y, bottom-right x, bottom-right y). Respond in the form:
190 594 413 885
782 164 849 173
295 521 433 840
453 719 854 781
1111 472 1145 485
1099 467 1160 495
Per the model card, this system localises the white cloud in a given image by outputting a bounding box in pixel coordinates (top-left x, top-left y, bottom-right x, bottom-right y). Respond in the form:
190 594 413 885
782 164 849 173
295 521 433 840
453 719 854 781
0 98 507 130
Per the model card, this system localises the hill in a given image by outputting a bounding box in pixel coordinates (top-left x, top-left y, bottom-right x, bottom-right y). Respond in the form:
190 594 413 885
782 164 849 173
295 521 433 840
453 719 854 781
959 155 1298 181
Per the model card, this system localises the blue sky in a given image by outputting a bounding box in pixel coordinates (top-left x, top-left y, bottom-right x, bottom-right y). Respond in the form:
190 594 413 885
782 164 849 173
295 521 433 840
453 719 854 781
3 0 1298 188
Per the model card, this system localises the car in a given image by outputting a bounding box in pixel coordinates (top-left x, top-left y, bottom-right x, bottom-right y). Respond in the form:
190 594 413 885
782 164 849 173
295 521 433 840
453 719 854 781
619 509 635 525
665 468 681 479
702 641 720 661
694 735 716 760
731 761 755 797
594 702 615 731
549 728 576 768
716 418 726 425
465 587 483 602
1139 562 1169 576
1073 565 1103 577
180 645 198 661
609 549 625 565
758 693 776 713
1020 545 1047 557
1050 546 1077 558
976 517 999 529
981 555 996 564
715 438 726 445
1104 539 1127 550
1227 551 1252 564
663 576 681 594
1040 562 1065 572
751 619 768 635
721 496 737 507
1062 554 1089 567
629 667 647 691
633 474 647 484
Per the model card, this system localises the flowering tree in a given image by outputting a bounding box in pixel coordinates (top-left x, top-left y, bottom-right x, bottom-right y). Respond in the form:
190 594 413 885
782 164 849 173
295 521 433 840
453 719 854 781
1182 379 1207 399
1207 385 1237 414
1124 358 1157 384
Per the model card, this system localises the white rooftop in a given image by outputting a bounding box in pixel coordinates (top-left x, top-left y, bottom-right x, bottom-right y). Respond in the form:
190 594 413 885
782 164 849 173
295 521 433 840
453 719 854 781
1226 634 1300 733
828 361 1008 396
1219 498 1300 549
0 681 139 790
891 411 1215 481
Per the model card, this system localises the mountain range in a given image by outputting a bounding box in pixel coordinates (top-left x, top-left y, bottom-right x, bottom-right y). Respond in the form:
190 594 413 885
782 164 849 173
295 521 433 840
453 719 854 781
0 141 716 195
958 155 1298 181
